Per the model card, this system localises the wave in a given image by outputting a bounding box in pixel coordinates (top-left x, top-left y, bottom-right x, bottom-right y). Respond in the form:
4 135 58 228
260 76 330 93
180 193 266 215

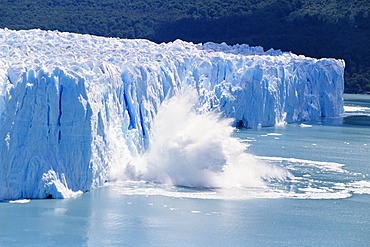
344 105 370 113
111 155 370 200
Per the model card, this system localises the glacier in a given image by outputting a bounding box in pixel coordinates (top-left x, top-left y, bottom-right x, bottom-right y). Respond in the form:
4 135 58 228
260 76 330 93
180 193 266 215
0 29 344 201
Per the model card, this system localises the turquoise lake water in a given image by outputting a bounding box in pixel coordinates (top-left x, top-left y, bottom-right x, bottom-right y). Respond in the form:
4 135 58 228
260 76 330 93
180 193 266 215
1 94 369 246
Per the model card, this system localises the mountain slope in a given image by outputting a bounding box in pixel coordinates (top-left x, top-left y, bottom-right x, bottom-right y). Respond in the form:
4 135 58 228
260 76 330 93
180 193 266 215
0 0 368 92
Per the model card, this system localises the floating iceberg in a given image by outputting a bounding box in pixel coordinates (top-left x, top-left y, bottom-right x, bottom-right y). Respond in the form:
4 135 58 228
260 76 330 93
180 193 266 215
0 29 344 200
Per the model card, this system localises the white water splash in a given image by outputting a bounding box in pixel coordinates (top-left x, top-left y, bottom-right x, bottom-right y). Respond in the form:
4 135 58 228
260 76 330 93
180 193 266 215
125 89 291 188
110 154 370 200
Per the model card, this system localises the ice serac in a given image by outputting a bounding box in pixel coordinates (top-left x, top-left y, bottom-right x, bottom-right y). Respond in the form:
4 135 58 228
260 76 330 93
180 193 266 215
0 29 344 200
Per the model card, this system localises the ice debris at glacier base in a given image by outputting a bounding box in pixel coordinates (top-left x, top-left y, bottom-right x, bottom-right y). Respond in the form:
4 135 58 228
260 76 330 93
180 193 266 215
0 29 344 200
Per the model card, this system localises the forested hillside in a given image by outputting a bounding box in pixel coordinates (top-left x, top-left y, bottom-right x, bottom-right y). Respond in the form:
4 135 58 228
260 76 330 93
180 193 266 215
0 0 369 92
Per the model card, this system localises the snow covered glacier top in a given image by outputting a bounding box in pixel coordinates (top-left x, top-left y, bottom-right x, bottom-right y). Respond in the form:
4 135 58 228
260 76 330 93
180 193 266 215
0 29 344 201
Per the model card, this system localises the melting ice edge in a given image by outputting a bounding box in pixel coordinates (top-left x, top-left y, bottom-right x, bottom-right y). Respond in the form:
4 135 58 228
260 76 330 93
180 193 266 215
0 29 345 200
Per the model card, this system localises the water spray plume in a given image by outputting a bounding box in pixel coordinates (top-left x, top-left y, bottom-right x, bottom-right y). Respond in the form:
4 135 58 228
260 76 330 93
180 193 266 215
128 88 291 188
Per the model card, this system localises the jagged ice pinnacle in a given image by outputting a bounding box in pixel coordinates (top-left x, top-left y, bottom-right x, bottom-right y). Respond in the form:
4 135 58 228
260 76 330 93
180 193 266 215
0 29 344 200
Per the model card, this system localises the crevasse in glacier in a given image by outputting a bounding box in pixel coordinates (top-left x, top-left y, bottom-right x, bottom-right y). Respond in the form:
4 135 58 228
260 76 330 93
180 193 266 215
0 29 344 200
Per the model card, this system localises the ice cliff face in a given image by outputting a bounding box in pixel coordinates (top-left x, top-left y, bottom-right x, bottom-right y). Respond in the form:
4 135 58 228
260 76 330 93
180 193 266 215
0 29 344 200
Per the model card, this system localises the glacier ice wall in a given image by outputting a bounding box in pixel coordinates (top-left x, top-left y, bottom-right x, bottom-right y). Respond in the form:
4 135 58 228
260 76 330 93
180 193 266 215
0 29 344 200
